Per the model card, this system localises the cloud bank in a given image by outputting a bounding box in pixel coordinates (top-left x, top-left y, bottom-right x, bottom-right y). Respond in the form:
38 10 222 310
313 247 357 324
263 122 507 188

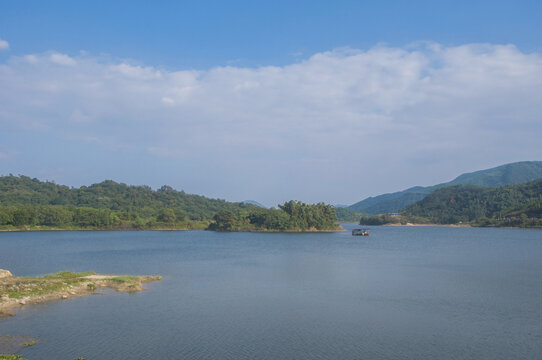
1 43 541 204
0 39 9 50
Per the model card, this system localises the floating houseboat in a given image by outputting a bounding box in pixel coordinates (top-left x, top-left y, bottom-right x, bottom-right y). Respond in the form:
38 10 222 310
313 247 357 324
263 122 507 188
352 228 369 236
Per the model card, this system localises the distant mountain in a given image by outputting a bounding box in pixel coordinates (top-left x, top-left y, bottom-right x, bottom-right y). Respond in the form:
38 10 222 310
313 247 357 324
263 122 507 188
334 207 364 222
446 161 542 187
402 178 542 225
349 161 542 214
241 200 267 208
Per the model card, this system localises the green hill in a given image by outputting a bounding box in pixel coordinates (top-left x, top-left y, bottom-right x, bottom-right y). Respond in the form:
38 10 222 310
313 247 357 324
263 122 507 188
349 161 542 214
0 175 340 231
402 178 542 227
0 175 257 229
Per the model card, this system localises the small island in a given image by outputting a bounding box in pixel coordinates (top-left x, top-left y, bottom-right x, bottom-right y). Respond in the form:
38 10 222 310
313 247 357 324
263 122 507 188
0 269 161 317
208 200 342 232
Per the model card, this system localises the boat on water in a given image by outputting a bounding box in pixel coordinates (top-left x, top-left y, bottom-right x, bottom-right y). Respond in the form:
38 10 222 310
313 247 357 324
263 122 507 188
352 228 369 236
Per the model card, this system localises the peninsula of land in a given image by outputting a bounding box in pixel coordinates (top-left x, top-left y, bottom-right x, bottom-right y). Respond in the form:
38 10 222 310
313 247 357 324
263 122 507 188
0 270 161 317
0 176 340 232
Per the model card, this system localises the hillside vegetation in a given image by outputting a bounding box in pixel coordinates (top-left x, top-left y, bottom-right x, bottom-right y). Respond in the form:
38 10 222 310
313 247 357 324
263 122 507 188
402 179 542 227
209 201 339 232
349 161 542 214
0 175 256 229
334 207 364 222
0 175 339 232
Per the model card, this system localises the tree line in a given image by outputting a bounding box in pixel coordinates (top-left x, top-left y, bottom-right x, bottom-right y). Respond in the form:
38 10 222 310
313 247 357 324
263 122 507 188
209 200 338 231
402 179 542 225
0 176 340 231
357 179 542 228
0 175 257 229
0 175 256 220
0 205 210 229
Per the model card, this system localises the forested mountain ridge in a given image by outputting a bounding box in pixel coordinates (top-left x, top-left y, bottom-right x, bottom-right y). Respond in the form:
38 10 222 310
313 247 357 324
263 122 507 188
349 161 542 214
0 175 257 229
402 178 542 226
0 175 340 231
447 161 542 187
0 175 254 220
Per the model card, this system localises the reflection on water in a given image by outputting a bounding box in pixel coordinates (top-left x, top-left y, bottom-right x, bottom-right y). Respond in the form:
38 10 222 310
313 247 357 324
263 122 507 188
1 225 541 359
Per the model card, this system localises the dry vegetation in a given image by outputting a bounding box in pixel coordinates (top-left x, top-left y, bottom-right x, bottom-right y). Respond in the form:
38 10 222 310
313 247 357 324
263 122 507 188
0 270 161 317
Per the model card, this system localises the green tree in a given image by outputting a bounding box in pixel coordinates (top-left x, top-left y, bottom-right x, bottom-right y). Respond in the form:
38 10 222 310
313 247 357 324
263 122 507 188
212 210 237 231
158 208 176 224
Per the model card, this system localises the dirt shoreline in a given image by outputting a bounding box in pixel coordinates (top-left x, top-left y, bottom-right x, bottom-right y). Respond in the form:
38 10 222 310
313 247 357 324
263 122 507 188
0 271 161 317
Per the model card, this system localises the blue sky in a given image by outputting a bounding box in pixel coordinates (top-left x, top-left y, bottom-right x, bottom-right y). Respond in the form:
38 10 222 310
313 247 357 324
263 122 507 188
1 1 542 206
2 1 542 68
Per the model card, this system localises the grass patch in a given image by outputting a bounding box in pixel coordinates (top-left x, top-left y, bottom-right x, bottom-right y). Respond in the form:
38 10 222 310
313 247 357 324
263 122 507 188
0 355 27 360
2 279 74 299
23 340 36 347
43 271 96 279
109 276 138 284
1 272 97 299
1 272 161 311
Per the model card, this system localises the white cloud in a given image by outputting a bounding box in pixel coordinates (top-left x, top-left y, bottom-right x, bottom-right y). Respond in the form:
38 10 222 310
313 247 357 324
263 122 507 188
110 63 162 80
0 39 8 50
0 43 541 204
23 54 38 63
161 97 175 105
50 53 76 66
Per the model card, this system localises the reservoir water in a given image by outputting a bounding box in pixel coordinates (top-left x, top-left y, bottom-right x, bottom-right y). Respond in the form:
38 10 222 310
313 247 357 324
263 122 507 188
1 224 541 359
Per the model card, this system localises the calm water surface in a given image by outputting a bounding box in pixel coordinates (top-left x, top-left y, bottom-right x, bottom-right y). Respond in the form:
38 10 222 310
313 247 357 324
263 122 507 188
1 225 541 359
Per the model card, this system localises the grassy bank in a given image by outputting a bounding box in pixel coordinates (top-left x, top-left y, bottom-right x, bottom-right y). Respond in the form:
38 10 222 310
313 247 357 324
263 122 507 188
0 270 161 317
